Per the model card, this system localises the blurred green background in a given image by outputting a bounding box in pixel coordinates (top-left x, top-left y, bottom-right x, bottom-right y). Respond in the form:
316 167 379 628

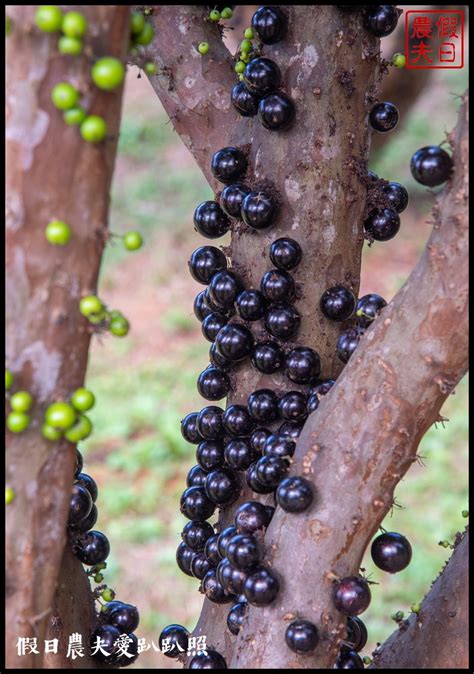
79 9 468 668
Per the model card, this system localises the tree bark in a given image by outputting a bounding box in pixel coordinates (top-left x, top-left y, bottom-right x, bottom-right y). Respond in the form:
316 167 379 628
5 6 129 668
370 529 469 670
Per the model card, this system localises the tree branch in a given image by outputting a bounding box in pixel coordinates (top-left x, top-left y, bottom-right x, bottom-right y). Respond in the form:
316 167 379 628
370 529 469 669
231 93 468 669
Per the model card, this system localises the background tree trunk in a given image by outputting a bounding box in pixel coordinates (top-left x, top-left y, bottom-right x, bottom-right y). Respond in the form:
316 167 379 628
5 5 129 668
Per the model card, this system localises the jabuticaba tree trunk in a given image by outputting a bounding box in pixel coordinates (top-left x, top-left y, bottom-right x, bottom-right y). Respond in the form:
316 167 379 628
5 6 129 669
370 529 469 670
137 4 379 662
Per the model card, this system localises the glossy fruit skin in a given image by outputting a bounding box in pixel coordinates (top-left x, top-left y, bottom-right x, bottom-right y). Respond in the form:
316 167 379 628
241 191 278 230
202 313 229 343
227 601 248 635
90 624 121 663
197 366 230 401
197 440 225 472
217 525 238 558
231 82 259 117
42 422 61 440
215 323 254 361
346 616 368 652
410 145 453 187
270 237 302 270
176 541 197 577
10 391 33 412
58 34 83 55
159 624 189 659
194 201 231 239
108 603 140 632
356 294 387 328
251 341 284 374
134 20 154 45
191 552 212 580
261 269 295 303
364 208 400 241
251 5 286 44
130 11 146 35
371 531 412 573
336 327 365 364
74 530 110 565
189 649 228 669
369 102 399 132
249 428 272 454
51 82 79 110
307 393 319 414
187 464 209 488
285 619 319 654
182 520 215 551
80 115 107 143
255 455 289 488
243 57 281 96
220 183 251 218
46 401 77 430
211 147 248 183
226 534 260 570
285 346 321 384
64 413 92 442
310 379 336 399
204 288 230 315
335 647 364 669
181 412 204 444
333 576 371 616
204 533 221 566
75 473 98 502
217 558 247 595
382 181 409 213
69 503 98 533
194 291 213 322
180 486 216 520
235 502 273 539
276 476 314 513
223 404 254 437
209 271 243 310
45 219 72 245
235 289 267 322
263 434 295 459
201 568 234 604
71 387 95 412
258 92 296 131
264 303 301 341
62 10 87 37
35 6 63 32
209 343 232 371
189 246 227 285
364 4 399 37
246 462 275 494
224 438 257 471
197 406 224 440
247 389 279 423
278 420 303 440
109 314 129 337
278 391 308 423
244 566 279 606
320 286 356 322
68 484 93 525
205 468 241 506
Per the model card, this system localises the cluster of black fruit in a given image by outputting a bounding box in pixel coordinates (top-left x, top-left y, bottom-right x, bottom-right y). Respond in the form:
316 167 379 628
231 6 295 131
68 448 140 667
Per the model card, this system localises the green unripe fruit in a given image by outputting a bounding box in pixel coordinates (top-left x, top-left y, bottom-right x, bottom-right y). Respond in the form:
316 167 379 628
410 602 421 614
123 231 143 251
134 21 154 46
79 295 104 317
7 412 30 433
363 657 373 665
88 310 107 325
42 423 63 441
235 61 246 74
80 115 107 143
198 42 209 55
6 486 15 505
58 36 83 55
240 39 252 53
5 369 13 390
93 572 104 583
439 540 450 548
462 509 469 518
35 6 63 33
91 57 125 91
244 27 254 39
45 402 77 430
240 52 251 63
391 610 404 621
63 106 87 126
144 62 157 75
71 388 95 412
6 16 12 36
64 414 93 442
108 310 124 320
51 82 79 110
45 219 72 245
109 315 129 337
61 10 87 38
221 8 233 19
101 588 116 602
392 52 406 68
209 9 221 21
130 11 145 35
10 391 33 413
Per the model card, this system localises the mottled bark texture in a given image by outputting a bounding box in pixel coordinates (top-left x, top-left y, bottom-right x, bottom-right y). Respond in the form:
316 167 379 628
371 529 469 670
5 6 129 669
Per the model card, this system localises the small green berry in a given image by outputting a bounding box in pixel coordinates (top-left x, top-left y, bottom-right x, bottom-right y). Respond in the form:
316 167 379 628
144 62 158 75
462 509 469 518
391 610 404 621
123 231 143 251
410 602 421 614
234 61 246 74
240 39 252 53
80 115 107 143
93 572 104 583
244 27 254 39
5 369 13 390
45 219 72 246
88 310 107 325
198 42 209 55
134 21 154 46
79 295 104 318
101 588 116 602
221 8 233 20
94 562 107 571
240 52 251 63
35 6 63 33
45 401 77 430
64 414 93 442
109 315 129 337
362 656 373 665
7 412 30 433
438 540 451 548
91 57 125 91
62 10 87 38
6 486 15 505
209 9 221 21
392 52 406 68
63 106 87 126
130 11 146 36
51 82 79 110
71 388 95 412
10 391 33 413
238 74 244 81
58 36 83 55
41 423 63 441
6 16 12 36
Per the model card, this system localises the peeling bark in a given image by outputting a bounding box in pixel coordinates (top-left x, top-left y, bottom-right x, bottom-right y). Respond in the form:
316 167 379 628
5 6 129 669
371 529 469 670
